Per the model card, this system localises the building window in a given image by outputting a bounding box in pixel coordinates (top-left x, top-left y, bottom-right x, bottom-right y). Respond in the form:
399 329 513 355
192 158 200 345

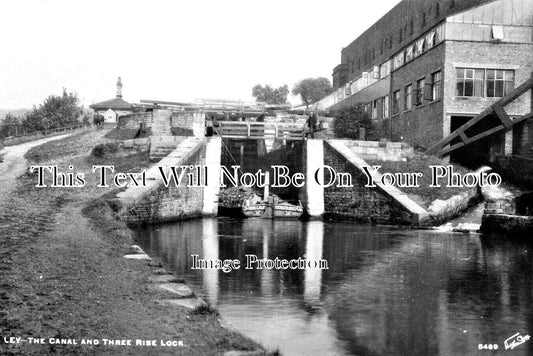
410 20 414 35
383 95 390 118
422 12 426 27
426 31 436 49
415 38 426 56
393 51 405 70
436 2 440 17
450 0 455 8
486 69 514 97
431 71 442 100
491 25 504 41
380 61 390 78
456 68 484 97
404 84 413 111
373 65 380 79
399 29 403 43
392 90 400 115
415 78 425 106
456 68 515 98
405 45 414 62
372 100 379 120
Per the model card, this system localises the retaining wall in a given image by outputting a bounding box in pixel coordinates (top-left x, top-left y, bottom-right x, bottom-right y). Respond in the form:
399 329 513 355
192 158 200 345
481 195 533 235
117 137 221 224
304 139 428 225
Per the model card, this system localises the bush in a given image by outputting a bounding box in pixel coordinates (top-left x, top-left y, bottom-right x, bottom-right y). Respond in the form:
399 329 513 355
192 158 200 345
91 142 120 158
331 105 376 140
22 89 82 132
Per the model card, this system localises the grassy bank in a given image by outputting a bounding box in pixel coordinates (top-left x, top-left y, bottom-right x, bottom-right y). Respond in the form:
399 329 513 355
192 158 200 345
0 130 264 355
367 153 475 209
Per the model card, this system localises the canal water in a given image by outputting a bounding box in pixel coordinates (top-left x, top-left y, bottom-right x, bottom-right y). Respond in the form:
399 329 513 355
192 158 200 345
135 218 533 355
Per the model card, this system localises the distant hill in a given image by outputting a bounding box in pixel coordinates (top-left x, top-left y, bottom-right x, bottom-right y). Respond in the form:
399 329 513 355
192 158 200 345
0 108 30 122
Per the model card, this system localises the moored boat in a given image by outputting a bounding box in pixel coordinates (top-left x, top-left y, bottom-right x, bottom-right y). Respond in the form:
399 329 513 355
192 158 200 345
242 194 303 219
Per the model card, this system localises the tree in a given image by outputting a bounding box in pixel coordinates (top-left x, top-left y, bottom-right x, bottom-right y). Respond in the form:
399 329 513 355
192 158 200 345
292 77 333 108
332 104 375 140
22 89 82 132
0 113 21 138
252 84 289 105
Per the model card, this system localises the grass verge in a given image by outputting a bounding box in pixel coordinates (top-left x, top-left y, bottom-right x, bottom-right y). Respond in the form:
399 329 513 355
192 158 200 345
3 129 267 355
367 153 474 209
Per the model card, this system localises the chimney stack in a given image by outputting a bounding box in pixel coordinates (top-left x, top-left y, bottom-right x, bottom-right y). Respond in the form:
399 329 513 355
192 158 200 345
116 77 123 98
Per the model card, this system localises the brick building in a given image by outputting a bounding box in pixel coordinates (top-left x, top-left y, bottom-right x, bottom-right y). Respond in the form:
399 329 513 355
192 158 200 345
317 0 532 161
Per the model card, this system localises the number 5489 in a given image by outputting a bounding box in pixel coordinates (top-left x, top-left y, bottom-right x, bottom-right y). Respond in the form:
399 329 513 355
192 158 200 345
478 344 498 350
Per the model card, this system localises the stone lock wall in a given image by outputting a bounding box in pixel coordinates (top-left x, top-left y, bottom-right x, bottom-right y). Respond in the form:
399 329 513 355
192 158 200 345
323 144 412 224
321 141 424 225
118 112 153 130
117 137 221 224
170 111 206 138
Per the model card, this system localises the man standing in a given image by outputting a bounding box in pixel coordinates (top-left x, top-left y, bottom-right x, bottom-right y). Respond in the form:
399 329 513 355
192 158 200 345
306 112 317 138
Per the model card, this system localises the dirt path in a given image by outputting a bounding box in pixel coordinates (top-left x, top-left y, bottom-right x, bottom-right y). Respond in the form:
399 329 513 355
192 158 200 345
0 134 70 197
0 131 262 355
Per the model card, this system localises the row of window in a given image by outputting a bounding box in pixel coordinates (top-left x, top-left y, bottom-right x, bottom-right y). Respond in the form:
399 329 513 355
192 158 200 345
393 24 445 71
391 71 443 115
365 67 515 119
346 1 448 73
394 69 515 114
456 68 514 98
363 71 442 120
365 96 390 120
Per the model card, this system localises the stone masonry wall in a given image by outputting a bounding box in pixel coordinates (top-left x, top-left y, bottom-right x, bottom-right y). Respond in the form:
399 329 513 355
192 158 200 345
118 112 153 130
118 138 206 224
171 111 205 138
513 120 533 158
322 142 417 224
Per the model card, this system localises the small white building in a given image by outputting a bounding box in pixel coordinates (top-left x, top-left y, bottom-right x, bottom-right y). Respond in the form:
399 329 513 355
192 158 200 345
90 77 133 123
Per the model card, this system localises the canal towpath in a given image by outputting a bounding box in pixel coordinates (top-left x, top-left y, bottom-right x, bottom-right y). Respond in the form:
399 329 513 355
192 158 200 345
0 130 263 355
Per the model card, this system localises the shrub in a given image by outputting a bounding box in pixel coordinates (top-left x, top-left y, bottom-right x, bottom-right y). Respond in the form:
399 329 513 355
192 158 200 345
331 105 376 140
91 142 120 158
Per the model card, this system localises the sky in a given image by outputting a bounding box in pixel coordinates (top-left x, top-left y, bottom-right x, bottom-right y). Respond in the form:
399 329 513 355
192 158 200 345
0 0 401 109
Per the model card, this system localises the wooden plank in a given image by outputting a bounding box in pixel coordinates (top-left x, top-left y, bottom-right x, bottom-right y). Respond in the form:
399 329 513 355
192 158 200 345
427 76 533 156
219 135 303 141
216 121 305 140
498 77 533 107
440 142 466 156
458 129 469 143
438 112 533 156
467 124 505 143
440 125 505 156
492 104 512 129
426 132 459 154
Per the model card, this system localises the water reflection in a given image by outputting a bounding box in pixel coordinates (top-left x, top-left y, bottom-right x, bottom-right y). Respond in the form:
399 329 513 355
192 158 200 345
136 219 533 356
